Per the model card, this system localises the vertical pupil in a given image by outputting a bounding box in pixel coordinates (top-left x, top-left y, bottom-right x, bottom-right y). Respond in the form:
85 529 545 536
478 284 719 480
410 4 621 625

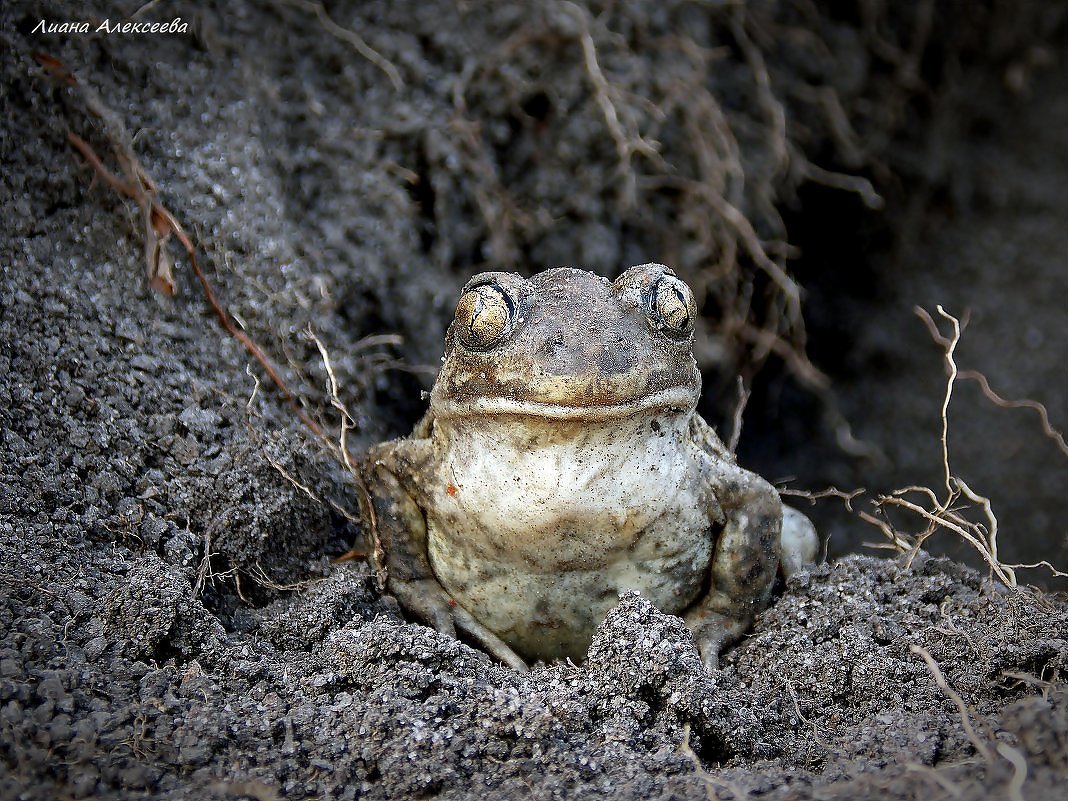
470 293 489 325
656 280 690 330
671 286 685 317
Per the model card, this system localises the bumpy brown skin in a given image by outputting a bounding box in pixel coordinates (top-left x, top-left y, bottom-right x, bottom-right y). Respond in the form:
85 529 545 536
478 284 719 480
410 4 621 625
363 266 811 671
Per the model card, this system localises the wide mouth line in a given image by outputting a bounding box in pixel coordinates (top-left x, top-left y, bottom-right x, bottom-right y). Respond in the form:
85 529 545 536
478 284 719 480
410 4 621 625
431 386 698 421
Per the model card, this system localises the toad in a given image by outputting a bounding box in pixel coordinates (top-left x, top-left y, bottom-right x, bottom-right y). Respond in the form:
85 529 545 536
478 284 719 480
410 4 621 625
363 265 817 671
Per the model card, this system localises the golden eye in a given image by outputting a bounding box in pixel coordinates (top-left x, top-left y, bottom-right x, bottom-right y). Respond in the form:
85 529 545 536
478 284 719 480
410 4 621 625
454 283 515 350
652 275 696 335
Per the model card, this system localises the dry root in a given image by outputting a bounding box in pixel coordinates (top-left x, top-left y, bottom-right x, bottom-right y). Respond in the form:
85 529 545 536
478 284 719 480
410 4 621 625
37 52 407 597
785 304 1065 588
275 0 403 91
858 307 1067 587
305 329 387 592
441 0 891 389
35 52 325 441
910 644 1029 801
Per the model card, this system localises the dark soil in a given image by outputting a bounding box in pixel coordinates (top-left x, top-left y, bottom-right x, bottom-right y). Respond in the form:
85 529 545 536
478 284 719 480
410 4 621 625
742 47 1068 578
2 1 1066 799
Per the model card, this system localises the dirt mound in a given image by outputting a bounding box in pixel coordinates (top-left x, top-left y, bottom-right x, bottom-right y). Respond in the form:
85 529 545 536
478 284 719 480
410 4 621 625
2 549 1065 799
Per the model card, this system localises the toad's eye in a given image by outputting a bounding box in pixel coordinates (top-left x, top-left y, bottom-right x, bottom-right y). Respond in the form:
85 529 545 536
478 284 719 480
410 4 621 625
650 274 696 336
454 283 516 350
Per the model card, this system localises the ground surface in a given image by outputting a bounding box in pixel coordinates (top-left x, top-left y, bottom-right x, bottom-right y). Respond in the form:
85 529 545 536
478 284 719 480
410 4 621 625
2 2 1066 800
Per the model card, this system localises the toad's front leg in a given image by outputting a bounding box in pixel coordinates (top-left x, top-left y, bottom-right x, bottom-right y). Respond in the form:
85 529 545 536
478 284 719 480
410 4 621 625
684 461 782 671
363 450 528 672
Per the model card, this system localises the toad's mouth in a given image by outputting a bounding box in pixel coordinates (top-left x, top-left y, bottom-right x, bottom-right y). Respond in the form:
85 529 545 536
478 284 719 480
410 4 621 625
430 384 699 421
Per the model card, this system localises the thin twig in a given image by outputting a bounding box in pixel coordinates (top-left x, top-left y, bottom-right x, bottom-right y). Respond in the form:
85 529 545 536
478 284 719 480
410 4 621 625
864 306 1068 585
263 451 359 525
727 376 750 453
880 495 1015 586
279 0 404 91
41 53 326 441
910 644 994 763
780 486 865 512
730 7 788 178
306 328 386 591
177 214 325 439
914 306 959 497
800 160 884 209
560 0 658 206
903 762 964 798
956 369 1068 458
996 743 1028 801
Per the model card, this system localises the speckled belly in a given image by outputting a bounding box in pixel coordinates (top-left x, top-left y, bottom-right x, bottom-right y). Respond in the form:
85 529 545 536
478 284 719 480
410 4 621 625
429 522 712 661
423 414 715 662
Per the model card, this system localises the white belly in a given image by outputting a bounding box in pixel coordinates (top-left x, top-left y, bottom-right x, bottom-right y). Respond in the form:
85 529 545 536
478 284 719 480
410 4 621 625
423 413 714 661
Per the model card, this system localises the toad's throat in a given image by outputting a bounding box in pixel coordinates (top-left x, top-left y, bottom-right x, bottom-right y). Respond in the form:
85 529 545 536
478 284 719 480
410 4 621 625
430 384 699 421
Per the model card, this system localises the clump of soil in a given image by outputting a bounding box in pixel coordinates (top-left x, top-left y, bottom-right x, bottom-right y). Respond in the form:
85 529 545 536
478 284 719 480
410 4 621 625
1 1 1065 799
3 549 1066 799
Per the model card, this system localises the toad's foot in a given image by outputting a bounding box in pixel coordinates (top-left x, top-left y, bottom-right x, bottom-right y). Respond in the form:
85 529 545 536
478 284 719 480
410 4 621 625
683 608 747 672
390 577 529 672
